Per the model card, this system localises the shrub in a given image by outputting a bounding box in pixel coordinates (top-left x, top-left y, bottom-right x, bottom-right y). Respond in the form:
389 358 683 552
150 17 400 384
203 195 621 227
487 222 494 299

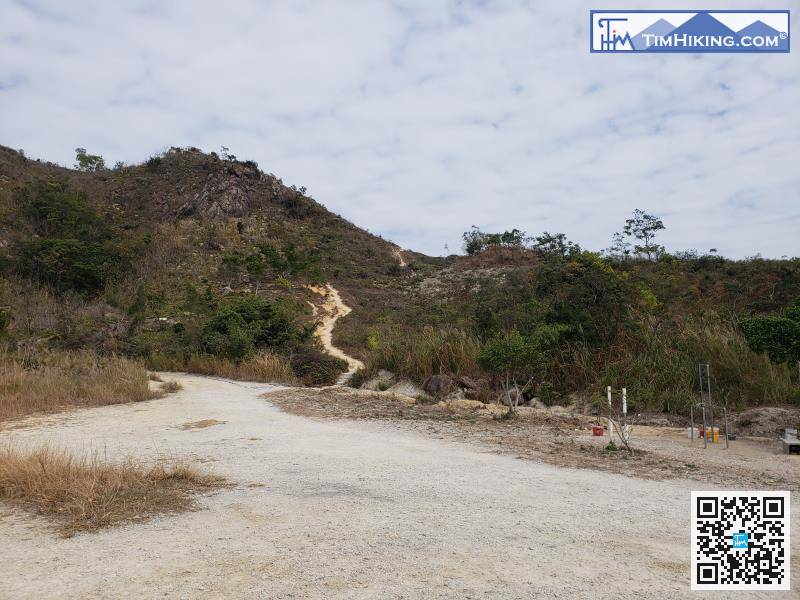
14 183 129 296
201 295 307 360
739 298 800 365
145 155 162 171
18 238 126 296
290 350 347 386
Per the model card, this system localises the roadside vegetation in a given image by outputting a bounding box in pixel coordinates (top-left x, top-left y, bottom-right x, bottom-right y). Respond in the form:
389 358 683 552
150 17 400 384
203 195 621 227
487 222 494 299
354 216 800 414
1 144 798 410
0 444 222 536
0 350 156 422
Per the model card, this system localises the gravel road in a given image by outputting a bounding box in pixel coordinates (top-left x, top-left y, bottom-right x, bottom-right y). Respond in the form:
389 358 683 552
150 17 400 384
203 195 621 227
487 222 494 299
1 374 797 599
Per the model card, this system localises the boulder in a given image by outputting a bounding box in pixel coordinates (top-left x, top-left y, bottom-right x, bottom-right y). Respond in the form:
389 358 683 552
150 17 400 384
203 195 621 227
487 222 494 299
528 396 547 409
443 389 466 402
422 374 453 396
360 369 396 391
387 379 429 401
457 375 479 390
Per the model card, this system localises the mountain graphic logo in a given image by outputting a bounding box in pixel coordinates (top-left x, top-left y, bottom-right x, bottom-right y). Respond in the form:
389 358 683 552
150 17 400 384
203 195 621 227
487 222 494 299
590 10 790 54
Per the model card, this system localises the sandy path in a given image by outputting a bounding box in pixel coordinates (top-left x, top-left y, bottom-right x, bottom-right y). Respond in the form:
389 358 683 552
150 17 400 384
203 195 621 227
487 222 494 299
392 247 407 268
1 374 796 599
306 284 364 384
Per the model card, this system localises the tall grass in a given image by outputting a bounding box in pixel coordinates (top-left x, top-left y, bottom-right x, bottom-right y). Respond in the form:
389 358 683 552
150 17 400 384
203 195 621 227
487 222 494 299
0 444 222 536
0 350 154 422
565 315 796 412
365 326 481 382
183 353 297 384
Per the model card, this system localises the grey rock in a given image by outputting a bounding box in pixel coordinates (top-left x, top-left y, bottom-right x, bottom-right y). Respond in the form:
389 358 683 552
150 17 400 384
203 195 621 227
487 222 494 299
422 374 453 396
177 178 250 218
387 380 429 401
360 370 396 391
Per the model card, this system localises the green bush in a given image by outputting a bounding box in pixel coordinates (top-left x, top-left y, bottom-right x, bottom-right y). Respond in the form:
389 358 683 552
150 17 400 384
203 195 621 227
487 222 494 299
18 238 126 296
14 183 129 296
739 298 800 365
201 295 308 360
290 350 347 386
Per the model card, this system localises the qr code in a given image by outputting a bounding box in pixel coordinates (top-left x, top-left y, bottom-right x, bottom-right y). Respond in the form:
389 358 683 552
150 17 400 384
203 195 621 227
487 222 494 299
691 491 790 590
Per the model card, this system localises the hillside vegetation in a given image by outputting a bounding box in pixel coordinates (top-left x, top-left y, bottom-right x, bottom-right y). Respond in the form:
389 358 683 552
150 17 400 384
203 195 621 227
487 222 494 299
1 145 798 413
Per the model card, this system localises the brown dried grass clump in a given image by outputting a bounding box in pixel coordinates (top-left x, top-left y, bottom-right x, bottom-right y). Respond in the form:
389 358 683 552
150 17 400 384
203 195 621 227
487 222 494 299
184 352 297 384
160 380 183 393
0 350 156 422
0 445 223 536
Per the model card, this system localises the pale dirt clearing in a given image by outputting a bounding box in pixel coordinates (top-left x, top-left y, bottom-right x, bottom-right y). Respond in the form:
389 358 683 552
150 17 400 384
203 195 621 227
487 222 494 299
0 374 797 599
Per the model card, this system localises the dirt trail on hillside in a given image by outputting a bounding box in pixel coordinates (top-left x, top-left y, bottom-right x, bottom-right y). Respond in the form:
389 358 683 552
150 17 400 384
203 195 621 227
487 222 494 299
392 247 407 267
4 373 797 598
307 248 404 383
306 284 364 384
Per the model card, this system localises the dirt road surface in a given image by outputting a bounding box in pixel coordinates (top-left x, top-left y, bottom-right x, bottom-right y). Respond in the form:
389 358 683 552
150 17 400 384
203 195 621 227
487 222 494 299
1 374 797 599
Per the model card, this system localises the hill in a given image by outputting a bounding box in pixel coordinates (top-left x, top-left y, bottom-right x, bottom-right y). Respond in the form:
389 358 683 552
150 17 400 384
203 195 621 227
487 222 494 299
1 145 798 412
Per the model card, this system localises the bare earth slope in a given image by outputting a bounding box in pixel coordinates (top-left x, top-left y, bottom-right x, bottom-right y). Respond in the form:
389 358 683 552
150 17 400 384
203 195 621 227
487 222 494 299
1 374 797 599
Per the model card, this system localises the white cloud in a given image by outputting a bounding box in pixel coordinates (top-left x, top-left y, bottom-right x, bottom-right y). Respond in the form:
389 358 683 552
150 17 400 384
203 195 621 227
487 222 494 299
1 0 797 257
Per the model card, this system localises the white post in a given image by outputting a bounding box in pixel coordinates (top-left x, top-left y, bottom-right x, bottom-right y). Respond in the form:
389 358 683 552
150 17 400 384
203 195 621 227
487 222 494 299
622 387 627 415
607 386 613 440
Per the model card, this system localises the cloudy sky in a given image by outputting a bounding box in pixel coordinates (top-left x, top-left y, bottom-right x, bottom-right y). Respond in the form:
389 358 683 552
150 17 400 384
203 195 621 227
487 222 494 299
1 1 798 257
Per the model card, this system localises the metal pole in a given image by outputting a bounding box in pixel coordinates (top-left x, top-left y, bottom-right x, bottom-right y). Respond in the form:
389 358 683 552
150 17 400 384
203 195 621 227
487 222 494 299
690 404 694 441
706 365 714 444
702 402 707 449
607 386 613 440
723 406 729 449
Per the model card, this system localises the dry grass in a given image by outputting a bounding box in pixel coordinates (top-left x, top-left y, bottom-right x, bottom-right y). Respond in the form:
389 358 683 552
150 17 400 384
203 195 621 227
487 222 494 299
160 380 183 393
184 353 297 384
0 351 156 423
0 444 223 536
148 372 163 382
364 326 482 383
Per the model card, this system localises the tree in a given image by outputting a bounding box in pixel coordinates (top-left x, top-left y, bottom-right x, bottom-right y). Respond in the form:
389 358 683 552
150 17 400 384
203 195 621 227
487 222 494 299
245 252 267 291
477 329 546 414
74 148 106 172
462 226 487 255
739 298 800 366
606 231 631 260
533 232 580 256
622 209 665 261
462 227 527 255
